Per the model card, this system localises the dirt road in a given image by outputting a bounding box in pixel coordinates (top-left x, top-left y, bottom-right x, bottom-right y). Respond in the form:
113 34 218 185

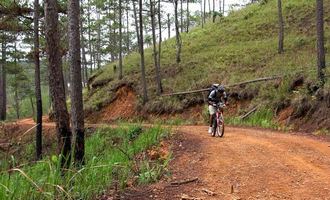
122 126 330 200
12 119 330 199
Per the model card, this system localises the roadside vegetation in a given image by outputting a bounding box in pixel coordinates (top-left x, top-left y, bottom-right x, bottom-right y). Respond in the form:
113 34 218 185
0 125 171 200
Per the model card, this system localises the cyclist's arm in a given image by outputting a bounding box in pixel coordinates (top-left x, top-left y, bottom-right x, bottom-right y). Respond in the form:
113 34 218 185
223 91 228 104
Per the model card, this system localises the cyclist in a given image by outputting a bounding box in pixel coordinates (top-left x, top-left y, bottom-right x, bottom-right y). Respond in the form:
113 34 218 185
208 84 228 134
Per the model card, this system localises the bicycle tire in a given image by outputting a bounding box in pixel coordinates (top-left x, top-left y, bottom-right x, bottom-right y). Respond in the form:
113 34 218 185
218 114 225 137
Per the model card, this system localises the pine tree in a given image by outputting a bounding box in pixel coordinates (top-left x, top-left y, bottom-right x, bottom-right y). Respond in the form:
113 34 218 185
44 0 72 170
277 0 284 54
139 0 148 103
316 0 325 85
34 0 43 160
68 0 85 165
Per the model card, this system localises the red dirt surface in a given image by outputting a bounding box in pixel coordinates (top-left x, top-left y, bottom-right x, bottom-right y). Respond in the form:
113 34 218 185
120 126 330 200
148 104 206 125
88 86 137 123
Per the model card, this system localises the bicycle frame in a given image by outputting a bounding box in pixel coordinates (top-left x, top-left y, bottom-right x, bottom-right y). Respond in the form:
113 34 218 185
216 109 224 127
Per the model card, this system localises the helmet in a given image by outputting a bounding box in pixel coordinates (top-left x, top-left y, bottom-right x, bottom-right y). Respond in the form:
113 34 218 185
211 83 220 89
218 85 225 92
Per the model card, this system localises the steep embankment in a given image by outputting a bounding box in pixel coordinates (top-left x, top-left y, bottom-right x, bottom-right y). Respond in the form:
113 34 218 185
85 0 330 132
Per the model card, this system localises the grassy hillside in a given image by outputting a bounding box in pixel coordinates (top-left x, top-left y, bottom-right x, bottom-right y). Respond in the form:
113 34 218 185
85 0 330 131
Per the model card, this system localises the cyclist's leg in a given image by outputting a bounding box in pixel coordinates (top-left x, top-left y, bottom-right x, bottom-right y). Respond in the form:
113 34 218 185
208 105 216 133
208 105 216 125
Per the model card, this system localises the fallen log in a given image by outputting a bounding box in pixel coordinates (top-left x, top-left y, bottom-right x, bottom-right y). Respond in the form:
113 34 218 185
240 106 259 120
170 177 198 186
161 76 282 97
161 88 209 97
227 76 282 87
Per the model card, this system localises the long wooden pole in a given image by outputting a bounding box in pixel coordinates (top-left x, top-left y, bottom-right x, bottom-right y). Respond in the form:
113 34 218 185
161 76 282 97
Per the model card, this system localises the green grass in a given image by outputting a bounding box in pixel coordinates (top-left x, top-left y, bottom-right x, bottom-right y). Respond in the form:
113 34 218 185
0 125 171 200
226 107 278 129
85 0 330 118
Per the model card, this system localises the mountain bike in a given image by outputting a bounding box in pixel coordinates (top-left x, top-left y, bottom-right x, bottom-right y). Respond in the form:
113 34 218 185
211 102 225 137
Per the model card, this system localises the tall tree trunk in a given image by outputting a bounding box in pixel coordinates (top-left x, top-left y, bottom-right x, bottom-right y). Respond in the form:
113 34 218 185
219 0 221 14
112 9 117 62
14 43 20 120
96 11 101 69
150 0 162 95
34 0 43 160
92 44 96 70
158 1 163 92
63 56 70 98
14 75 20 119
44 0 72 170
212 0 215 22
316 0 325 85
158 0 163 95
139 0 148 103
203 0 206 24
133 0 140 51
80 14 89 89
222 0 225 15
126 0 130 53
68 0 85 165
167 13 171 38
108 0 115 60
174 0 182 63
180 0 183 33
119 0 123 79
208 0 211 17
87 0 93 74
14 44 20 120
0 37 6 121
80 0 88 89
277 0 284 54
186 0 189 32
201 0 204 28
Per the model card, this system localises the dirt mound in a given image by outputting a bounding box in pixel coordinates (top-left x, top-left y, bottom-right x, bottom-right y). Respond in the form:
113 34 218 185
87 86 137 123
293 91 330 132
274 90 330 132
149 104 206 124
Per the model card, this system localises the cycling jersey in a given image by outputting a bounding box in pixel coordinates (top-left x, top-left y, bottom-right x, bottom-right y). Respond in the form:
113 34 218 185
208 89 227 105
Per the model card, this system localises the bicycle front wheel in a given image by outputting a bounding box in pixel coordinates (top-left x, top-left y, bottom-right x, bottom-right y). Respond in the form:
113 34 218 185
217 114 225 137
